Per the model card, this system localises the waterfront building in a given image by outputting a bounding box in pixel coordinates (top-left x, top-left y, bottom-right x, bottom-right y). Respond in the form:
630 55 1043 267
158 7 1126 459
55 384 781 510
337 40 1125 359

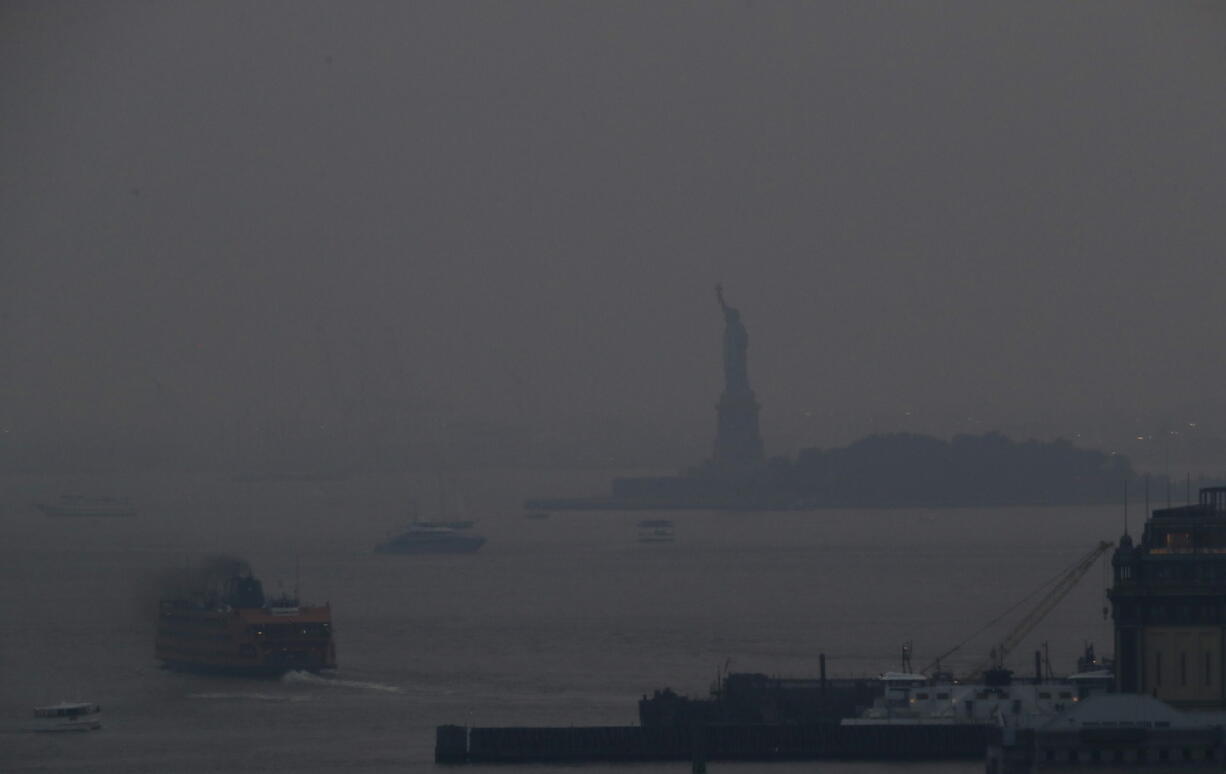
1109 487 1226 708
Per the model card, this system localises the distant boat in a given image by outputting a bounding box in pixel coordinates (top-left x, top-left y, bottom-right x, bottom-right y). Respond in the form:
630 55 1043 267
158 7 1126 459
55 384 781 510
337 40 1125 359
35 496 136 518
375 522 486 554
417 520 476 530
637 519 675 543
840 669 1113 727
375 497 486 555
156 568 336 675
27 702 102 732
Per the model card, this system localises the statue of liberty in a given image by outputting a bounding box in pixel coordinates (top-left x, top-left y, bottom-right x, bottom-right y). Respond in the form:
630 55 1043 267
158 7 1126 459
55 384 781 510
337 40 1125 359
716 283 751 397
710 284 764 469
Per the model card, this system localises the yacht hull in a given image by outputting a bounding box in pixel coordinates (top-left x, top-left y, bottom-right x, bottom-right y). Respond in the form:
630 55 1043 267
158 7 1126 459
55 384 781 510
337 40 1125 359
375 536 486 554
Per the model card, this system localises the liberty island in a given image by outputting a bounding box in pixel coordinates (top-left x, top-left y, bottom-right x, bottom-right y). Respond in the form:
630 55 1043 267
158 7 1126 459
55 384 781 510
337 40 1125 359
524 287 1140 511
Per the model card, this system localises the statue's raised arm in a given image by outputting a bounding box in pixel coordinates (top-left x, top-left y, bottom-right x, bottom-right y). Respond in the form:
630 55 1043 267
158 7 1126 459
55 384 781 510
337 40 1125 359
715 283 729 314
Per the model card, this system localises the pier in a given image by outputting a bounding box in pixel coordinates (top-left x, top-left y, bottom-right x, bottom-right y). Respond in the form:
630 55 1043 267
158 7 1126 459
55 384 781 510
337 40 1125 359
435 722 989 764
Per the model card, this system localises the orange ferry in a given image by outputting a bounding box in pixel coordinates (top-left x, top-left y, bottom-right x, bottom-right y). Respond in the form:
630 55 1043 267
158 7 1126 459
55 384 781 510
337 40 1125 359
156 572 336 675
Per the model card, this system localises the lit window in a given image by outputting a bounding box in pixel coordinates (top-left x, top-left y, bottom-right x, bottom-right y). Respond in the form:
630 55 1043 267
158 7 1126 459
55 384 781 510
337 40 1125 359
1165 532 1193 551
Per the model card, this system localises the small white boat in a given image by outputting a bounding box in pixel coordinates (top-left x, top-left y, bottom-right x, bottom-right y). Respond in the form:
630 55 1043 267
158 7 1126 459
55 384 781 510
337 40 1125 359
416 520 476 530
637 519 676 543
375 496 486 555
375 521 486 554
35 495 136 518
27 702 102 732
840 670 1110 728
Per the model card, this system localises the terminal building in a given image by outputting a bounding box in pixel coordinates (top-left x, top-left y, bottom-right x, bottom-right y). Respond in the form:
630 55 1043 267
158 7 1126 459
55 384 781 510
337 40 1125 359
1110 487 1226 708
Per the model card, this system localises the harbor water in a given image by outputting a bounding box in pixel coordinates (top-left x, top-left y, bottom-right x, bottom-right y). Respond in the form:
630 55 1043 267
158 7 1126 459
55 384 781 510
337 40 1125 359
0 469 1122 773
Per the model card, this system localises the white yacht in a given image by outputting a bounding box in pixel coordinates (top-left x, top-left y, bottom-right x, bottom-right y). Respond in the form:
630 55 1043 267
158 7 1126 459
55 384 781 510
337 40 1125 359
375 521 486 554
28 702 102 732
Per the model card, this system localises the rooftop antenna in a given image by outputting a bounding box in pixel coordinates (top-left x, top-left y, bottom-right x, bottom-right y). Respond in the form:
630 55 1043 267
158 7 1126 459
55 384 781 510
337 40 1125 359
1187 473 1192 506
1123 479 1128 537
1144 474 1149 525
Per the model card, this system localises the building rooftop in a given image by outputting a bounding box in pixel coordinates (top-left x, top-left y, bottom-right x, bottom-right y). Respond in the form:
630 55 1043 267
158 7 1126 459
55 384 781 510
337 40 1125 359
1127 488 1226 556
1152 487 1226 520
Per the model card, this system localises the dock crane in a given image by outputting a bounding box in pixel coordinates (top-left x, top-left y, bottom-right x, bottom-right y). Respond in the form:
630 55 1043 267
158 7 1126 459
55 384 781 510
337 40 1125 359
922 540 1114 679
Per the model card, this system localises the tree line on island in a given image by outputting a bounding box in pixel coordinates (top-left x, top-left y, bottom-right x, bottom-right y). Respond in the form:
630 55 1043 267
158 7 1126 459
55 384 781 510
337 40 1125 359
733 432 1169 508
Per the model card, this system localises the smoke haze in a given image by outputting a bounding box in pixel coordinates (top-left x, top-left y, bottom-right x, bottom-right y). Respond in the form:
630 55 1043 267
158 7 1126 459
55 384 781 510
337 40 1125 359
2 2 1224 472
153 553 252 600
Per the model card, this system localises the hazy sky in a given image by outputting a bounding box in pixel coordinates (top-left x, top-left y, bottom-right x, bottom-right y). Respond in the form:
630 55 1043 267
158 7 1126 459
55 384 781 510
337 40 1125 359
2 2 1224 467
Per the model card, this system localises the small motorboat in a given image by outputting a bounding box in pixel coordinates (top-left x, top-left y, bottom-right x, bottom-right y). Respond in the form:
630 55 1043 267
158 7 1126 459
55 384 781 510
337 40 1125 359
637 519 676 543
28 702 102 732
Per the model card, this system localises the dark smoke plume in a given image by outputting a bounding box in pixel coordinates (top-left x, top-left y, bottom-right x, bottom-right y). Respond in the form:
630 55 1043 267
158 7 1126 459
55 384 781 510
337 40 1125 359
151 554 253 606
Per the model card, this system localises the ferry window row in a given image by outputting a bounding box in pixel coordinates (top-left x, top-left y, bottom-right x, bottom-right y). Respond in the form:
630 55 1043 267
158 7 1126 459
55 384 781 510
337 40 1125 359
247 623 331 638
